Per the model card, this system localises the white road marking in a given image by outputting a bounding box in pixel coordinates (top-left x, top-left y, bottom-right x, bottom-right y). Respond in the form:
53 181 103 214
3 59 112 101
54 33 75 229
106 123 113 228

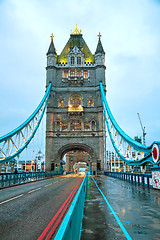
0 194 24 205
28 187 41 194
0 178 68 205
44 183 52 187
54 178 65 183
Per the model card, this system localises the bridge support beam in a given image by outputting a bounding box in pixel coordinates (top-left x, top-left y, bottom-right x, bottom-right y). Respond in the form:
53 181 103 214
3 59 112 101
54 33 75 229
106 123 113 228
151 166 160 189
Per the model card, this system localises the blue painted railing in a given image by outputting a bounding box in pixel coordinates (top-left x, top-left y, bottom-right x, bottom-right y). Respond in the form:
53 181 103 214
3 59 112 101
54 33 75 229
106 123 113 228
104 172 152 188
54 174 87 240
0 171 62 188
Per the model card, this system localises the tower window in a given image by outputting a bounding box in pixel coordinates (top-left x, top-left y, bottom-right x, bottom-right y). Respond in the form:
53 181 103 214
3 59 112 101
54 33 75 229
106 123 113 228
56 121 61 131
88 98 94 107
91 120 96 131
70 120 81 131
84 122 90 131
63 70 68 78
83 70 88 78
68 95 83 112
58 99 64 107
71 56 75 65
77 70 81 77
70 69 75 77
70 95 82 107
77 57 81 65
62 122 68 131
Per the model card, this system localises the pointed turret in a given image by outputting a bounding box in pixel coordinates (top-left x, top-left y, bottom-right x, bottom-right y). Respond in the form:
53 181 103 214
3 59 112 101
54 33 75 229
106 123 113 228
95 33 105 54
47 34 56 55
95 32 105 66
46 34 57 67
95 33 106 85
46 34 57 87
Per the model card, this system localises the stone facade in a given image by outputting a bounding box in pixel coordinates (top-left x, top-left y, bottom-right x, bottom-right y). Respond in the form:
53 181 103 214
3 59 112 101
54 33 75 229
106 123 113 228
45 27 106 174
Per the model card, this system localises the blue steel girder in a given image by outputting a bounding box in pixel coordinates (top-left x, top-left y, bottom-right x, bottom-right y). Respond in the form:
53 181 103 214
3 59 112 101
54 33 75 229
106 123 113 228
0 83 52 164
100 82 160 166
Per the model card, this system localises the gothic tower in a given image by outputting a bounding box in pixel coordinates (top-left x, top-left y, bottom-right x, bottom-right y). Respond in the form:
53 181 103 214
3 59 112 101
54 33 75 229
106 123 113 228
45 27 106 174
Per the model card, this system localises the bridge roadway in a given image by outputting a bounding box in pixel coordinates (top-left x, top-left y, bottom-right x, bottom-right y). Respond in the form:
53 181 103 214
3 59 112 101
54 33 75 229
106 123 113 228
0 174 82 240
81 175 160 240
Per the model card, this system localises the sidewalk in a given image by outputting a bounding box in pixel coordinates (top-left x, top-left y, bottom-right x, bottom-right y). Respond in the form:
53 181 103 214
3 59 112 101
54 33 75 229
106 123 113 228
81 175 126 240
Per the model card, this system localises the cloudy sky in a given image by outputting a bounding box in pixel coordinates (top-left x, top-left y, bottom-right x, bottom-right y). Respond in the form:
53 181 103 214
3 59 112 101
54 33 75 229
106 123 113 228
0 0 160 148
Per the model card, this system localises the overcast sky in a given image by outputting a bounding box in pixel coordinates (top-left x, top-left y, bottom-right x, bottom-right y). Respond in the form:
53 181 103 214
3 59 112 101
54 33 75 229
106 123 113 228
0 0 160 147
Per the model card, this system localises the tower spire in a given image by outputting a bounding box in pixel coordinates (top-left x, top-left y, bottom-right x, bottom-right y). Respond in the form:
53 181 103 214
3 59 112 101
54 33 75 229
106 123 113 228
50 33 54 42
95 32 105 54
47 33 56 55
97 32 101 40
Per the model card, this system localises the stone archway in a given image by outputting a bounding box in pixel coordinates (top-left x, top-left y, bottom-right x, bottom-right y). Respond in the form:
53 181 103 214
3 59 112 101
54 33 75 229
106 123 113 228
57 143 97 174
58 143 96 161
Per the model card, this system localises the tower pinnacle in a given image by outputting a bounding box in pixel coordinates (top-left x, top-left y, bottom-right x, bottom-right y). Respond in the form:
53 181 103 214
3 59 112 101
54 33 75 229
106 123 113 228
71 24 82 35
97 32 102 40
95 32 105 54
50 33 54 42
47 34 56 55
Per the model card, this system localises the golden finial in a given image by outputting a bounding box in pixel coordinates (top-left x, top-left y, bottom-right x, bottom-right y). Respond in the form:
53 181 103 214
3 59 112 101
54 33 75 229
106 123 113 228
97 32 101 40
71 24 82 35
50 33 54 41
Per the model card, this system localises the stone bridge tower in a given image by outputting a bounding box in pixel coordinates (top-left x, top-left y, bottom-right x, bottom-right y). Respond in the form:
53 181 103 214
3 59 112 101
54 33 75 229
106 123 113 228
45 27 106 174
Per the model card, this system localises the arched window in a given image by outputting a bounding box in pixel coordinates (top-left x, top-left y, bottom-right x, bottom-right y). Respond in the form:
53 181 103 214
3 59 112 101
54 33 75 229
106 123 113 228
70 120 81 130
84 122 90 131
70 69 75 77
70 95 82 108
58 99 64 107
56 121 61 131
71 56 75 65
62 122 68 131
77 70 81 77
63 70 68 78
83 70 88 78
68 95 83 112
88 98 94 107
77 57 81 65
91 120 96 131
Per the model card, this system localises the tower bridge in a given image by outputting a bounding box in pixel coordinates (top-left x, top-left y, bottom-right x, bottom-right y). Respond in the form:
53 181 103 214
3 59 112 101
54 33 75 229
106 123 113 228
0 26 160 240
45 26 106 174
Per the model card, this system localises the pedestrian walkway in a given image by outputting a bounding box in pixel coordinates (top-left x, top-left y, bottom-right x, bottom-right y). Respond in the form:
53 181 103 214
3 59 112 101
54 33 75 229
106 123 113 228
81 175 160 240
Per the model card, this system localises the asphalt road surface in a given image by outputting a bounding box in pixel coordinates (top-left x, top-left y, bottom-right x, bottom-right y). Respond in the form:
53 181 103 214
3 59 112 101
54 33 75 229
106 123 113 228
0 174 82 240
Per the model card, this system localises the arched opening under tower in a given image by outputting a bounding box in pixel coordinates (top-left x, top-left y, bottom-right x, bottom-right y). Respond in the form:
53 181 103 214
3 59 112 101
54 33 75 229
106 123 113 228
64 151 90 173
57 143 96 175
